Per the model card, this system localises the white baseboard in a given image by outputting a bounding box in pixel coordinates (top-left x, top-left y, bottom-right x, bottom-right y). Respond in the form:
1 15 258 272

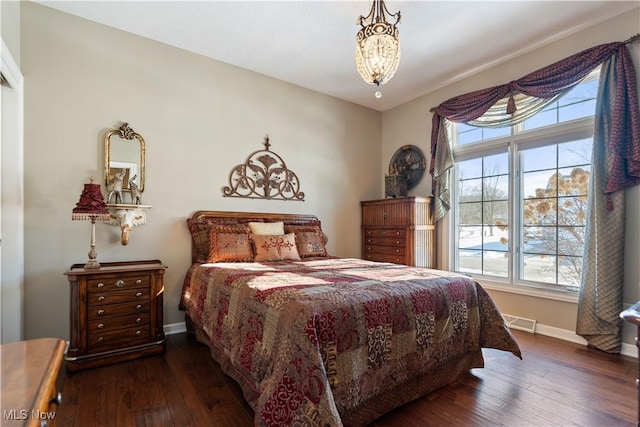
520 323 637 358
163 322 187 336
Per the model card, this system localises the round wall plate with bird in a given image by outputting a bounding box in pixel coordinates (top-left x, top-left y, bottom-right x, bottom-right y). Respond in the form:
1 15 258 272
388 145 426 190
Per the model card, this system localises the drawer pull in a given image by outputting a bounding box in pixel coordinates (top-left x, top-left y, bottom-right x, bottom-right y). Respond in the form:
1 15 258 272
98 337 104 343
97 283 104 288
381 231 385 235
136 279 142 285
367 239 372 243
97 323 104 329
97 309 105 315
98 296 105 301
136 317 142 323
50 392 62 406
136 304 142 310
396 240 400 244
396 231 400 235
136 330 142 336
396 249 400 253
136 292 143 297
115 280 125 288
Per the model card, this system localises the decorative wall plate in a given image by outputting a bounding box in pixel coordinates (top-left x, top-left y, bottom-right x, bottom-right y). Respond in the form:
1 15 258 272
388 145 426 190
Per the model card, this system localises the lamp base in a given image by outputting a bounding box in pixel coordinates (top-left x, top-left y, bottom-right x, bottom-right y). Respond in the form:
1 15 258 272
84 259 101 269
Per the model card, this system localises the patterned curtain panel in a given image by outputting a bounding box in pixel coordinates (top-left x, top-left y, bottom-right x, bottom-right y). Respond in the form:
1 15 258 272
429 40 632 221
577 45 640 353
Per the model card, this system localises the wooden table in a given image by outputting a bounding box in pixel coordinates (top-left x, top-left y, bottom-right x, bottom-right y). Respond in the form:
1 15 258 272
1 338 66 426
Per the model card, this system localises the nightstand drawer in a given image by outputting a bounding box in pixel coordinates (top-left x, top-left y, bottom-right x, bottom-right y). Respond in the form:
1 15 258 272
88 288 149 306
87 275 150 293
88 326 150 352
87 300 150 320
364 229 405 238
88 313 150 334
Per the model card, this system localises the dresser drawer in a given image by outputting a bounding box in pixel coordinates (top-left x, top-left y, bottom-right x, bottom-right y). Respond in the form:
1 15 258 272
364 244 405 257
88 313 150 334
87 300 150 320
364 253 405 264
87 274 150 293
364 229 405 238
363 236 406 247
88 326 151 352
88 287 149 306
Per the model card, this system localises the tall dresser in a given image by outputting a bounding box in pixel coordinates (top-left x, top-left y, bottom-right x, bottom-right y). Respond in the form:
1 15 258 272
361 196 436 268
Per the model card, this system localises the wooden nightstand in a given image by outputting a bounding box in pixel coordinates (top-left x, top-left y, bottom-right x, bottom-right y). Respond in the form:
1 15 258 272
64 260 166 372
1 338 65 427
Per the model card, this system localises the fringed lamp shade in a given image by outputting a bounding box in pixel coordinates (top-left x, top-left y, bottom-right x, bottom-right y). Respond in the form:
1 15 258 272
72 180 110 269
355 0 401 87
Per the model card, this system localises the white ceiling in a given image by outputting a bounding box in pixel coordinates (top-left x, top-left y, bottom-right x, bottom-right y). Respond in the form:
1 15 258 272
36 1 639 112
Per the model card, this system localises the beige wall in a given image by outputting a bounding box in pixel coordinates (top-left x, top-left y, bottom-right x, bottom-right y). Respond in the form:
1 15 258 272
382 9 640 345
21 3 381 340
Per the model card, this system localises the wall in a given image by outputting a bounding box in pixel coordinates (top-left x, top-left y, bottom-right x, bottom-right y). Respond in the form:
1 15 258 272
381 9 640 347
1 0 24 343
21 2 381 340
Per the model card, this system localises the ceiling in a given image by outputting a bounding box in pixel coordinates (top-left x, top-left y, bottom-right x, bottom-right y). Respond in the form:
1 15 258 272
36 1 638 112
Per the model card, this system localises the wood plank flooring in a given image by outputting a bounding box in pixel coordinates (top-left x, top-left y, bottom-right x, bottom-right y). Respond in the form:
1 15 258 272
55 330 637 426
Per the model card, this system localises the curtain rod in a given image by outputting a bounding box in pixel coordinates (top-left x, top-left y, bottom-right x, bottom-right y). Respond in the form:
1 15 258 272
428 33 640 114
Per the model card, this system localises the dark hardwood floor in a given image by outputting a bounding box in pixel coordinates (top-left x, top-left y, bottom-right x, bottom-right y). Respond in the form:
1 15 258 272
55 330 637 426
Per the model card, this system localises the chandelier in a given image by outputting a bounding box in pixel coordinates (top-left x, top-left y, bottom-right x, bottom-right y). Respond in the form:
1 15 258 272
355 0 401 87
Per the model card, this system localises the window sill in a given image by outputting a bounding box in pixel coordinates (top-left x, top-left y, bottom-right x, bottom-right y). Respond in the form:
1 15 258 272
475 278 579 304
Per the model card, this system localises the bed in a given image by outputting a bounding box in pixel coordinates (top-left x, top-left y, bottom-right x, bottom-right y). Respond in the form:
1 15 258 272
179 210 521 426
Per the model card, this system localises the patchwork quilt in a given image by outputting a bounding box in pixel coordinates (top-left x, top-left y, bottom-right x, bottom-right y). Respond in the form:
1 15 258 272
180 257 521 426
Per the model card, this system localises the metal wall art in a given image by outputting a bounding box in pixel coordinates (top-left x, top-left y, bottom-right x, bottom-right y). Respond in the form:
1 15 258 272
222 135 305 201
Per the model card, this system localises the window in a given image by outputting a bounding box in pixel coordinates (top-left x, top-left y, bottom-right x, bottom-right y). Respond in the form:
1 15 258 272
452 73 597 293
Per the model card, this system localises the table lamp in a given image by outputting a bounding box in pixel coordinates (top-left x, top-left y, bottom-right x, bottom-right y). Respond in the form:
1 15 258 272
72 178 110 269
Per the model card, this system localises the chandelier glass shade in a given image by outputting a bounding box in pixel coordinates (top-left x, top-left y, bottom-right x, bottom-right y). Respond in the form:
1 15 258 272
355 0 401 86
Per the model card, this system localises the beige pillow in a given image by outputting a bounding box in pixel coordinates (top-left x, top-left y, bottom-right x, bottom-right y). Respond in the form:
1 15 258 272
249 221 285 235
252 233 301 262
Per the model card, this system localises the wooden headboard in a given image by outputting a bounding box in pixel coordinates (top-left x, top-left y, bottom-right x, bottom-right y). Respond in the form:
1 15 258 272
188 210 323 263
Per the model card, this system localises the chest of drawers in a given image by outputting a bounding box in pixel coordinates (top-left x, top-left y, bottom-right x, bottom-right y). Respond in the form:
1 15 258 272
361 197 435 267
64 260 166 372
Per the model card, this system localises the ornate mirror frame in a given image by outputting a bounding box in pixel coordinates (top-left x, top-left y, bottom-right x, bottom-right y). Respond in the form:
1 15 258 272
104 122 146 195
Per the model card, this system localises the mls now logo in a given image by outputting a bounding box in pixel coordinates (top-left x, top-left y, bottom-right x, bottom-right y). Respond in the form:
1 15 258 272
3 410 28 420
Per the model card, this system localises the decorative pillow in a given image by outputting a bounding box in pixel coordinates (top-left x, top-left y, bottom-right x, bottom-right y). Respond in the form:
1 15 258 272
284 225 328 258
249 221 285 235
208 225 253 263
187 217 263 263
252 233 301 262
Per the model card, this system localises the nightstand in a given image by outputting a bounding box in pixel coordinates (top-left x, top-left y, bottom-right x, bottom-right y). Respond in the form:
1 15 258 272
64 260 166 372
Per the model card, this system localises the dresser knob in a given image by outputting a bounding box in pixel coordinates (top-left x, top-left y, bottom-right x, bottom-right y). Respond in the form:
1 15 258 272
115 280 125 288
396 231 400 235
381 231 386 235
98 309 105 315
136 318 142 323
396 241 400 244
98 296 105 301
98 337 104 343
136 279 142 285
396 249 400 253
97 283 104 288
136 292 143 297
97 323 104 329
136 304 142 310
136 330 142 336
367 239 372 243
49 392 62 406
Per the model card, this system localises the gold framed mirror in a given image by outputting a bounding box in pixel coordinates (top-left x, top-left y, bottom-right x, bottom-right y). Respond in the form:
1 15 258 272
104 123 145 204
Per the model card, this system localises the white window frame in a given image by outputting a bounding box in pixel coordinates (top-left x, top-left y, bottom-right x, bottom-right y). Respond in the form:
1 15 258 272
448 85 598 303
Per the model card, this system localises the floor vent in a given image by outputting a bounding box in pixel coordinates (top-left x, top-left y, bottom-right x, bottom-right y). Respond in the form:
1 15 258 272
502 314 537 333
